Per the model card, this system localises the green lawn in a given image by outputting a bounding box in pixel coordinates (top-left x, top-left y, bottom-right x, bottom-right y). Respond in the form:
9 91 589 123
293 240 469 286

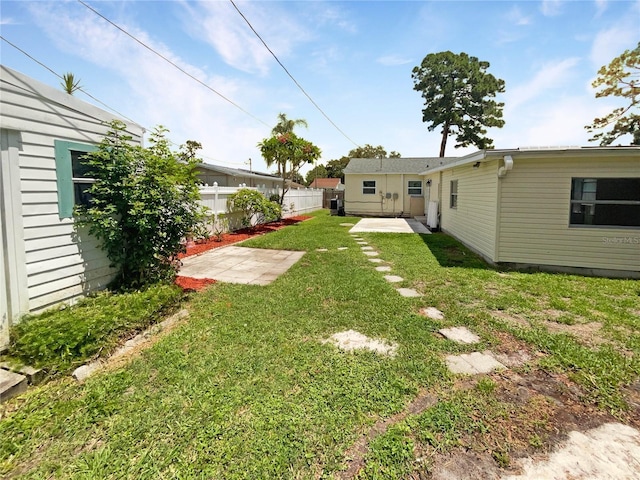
2 210 639 478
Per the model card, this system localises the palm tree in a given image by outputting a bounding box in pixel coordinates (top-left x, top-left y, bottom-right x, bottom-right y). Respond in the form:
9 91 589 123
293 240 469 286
61 73 82 95
271 113 308 136
270 113 308 175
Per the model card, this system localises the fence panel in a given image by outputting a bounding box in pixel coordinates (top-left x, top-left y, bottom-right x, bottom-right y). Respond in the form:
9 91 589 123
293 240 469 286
198 184 323 232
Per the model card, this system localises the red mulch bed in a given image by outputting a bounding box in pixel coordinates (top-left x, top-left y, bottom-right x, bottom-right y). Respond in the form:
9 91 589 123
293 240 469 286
178 215 312 259
174 215 311 292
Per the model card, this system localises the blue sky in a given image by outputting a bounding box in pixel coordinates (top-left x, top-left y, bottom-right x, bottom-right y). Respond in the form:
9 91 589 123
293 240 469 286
1 0 638 174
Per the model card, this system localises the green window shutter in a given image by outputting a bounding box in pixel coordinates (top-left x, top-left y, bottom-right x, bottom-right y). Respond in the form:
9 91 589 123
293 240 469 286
54 140 97 219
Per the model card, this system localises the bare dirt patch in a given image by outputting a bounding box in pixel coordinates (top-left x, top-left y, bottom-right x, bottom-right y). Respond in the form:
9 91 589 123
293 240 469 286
542 321 606 348
490 311 530 329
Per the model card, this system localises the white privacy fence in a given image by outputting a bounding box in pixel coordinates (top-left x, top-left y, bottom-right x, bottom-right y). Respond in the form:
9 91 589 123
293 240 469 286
198 183 323 232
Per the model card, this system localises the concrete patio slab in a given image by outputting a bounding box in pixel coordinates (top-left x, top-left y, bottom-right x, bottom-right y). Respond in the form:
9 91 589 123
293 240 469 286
350 218 430 234
179 246 305 286
439 326 480 344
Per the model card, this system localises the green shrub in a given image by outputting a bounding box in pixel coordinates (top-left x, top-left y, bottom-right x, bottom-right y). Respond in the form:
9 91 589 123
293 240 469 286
9 285 183 374
228 188 282 227
76 121 207 288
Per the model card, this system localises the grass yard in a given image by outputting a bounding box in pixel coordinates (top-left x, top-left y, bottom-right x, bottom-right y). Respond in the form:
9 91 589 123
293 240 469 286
1 210 639 478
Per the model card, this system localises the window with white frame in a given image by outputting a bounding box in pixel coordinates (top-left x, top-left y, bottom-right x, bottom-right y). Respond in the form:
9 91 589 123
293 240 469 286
362 180 376 195
407 180 422 195
71 150 96 208
570 177 640 227
450 180 458 208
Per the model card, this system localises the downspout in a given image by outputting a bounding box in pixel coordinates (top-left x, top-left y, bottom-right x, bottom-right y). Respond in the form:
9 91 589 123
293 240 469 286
498 155 513 178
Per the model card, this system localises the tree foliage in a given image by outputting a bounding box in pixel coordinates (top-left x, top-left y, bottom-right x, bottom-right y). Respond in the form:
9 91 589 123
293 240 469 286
412 51 505 157
347 144 400 159
271 112 308 136
61 72 82 95
258 132 321 205
305 164 328 185
227 188 281 227
76 121 207 289
325 158 349 181
586 42 640 146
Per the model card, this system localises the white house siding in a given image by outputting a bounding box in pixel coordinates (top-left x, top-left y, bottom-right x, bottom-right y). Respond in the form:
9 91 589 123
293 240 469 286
496 154 640 274
344 173 413 217
440 160 499 261
0 66 143 325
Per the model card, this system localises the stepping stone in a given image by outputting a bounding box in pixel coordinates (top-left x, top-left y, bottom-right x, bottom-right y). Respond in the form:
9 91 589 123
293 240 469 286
0 369 27 403
354 238 365 241
323 329 397 357
363 251 379 256
361 246 373 250
420 307 445 320
337 247 348 251
397 288 421 297
375 266 392 272
316 248 328 252
356 241 368 245
445 351 506 375
368 258 383 263
340 223 355 227
439 326 480 344
384 275 403 283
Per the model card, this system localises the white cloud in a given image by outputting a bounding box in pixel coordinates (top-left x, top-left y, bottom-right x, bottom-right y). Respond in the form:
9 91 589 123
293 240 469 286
594 0 608 17
377 55 413 67
505 6 532 25
27 2 273 170
590 24 638 69
540 0 563 17
506 58 580 111
0 17 17 25
181 1 310 76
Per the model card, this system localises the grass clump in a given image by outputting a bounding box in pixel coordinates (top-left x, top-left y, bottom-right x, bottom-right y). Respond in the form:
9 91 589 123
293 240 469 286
7 284 183 375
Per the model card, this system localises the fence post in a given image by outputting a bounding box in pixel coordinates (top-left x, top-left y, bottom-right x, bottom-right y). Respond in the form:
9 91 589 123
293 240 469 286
213 182 219 226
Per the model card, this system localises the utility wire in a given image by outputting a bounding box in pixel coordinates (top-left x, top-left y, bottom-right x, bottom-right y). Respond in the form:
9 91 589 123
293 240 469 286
1 35 136 124
229 0 360 148
78 0 271 129
0 35 248 167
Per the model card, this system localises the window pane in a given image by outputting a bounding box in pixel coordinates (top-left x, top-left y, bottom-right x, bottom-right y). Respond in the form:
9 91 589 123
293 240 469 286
363 180 376 194
74 182 93 207
71 150 93 178
597 178 640 201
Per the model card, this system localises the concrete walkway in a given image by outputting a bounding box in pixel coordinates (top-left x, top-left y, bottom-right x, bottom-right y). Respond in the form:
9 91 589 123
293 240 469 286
179 246 305 285
350 218 430 234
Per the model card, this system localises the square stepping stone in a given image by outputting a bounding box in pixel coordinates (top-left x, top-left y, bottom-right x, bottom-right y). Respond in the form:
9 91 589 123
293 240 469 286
368 258 383 263
337 247 348 251
363 251 379 256
420 307 445 320
445 351 506 375
361 246 373 250
1 369 27 403
439 327 480 344
354 238 365 241
375 266 392 272
356 241 368 245
323 329 398 357
384 275 403 283
397 288 421 297
316 248 328 252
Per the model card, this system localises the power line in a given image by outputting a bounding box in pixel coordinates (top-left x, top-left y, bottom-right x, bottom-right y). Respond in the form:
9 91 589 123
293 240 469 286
0 35 249 168
77 0 271 129
1 35 137 124
229 0 360 148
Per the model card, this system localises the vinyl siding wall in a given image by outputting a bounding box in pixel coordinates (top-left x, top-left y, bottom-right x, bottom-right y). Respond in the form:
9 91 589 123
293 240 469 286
496 155 640 273
440 160 499 260
1 66 143 314
344 173 421 217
